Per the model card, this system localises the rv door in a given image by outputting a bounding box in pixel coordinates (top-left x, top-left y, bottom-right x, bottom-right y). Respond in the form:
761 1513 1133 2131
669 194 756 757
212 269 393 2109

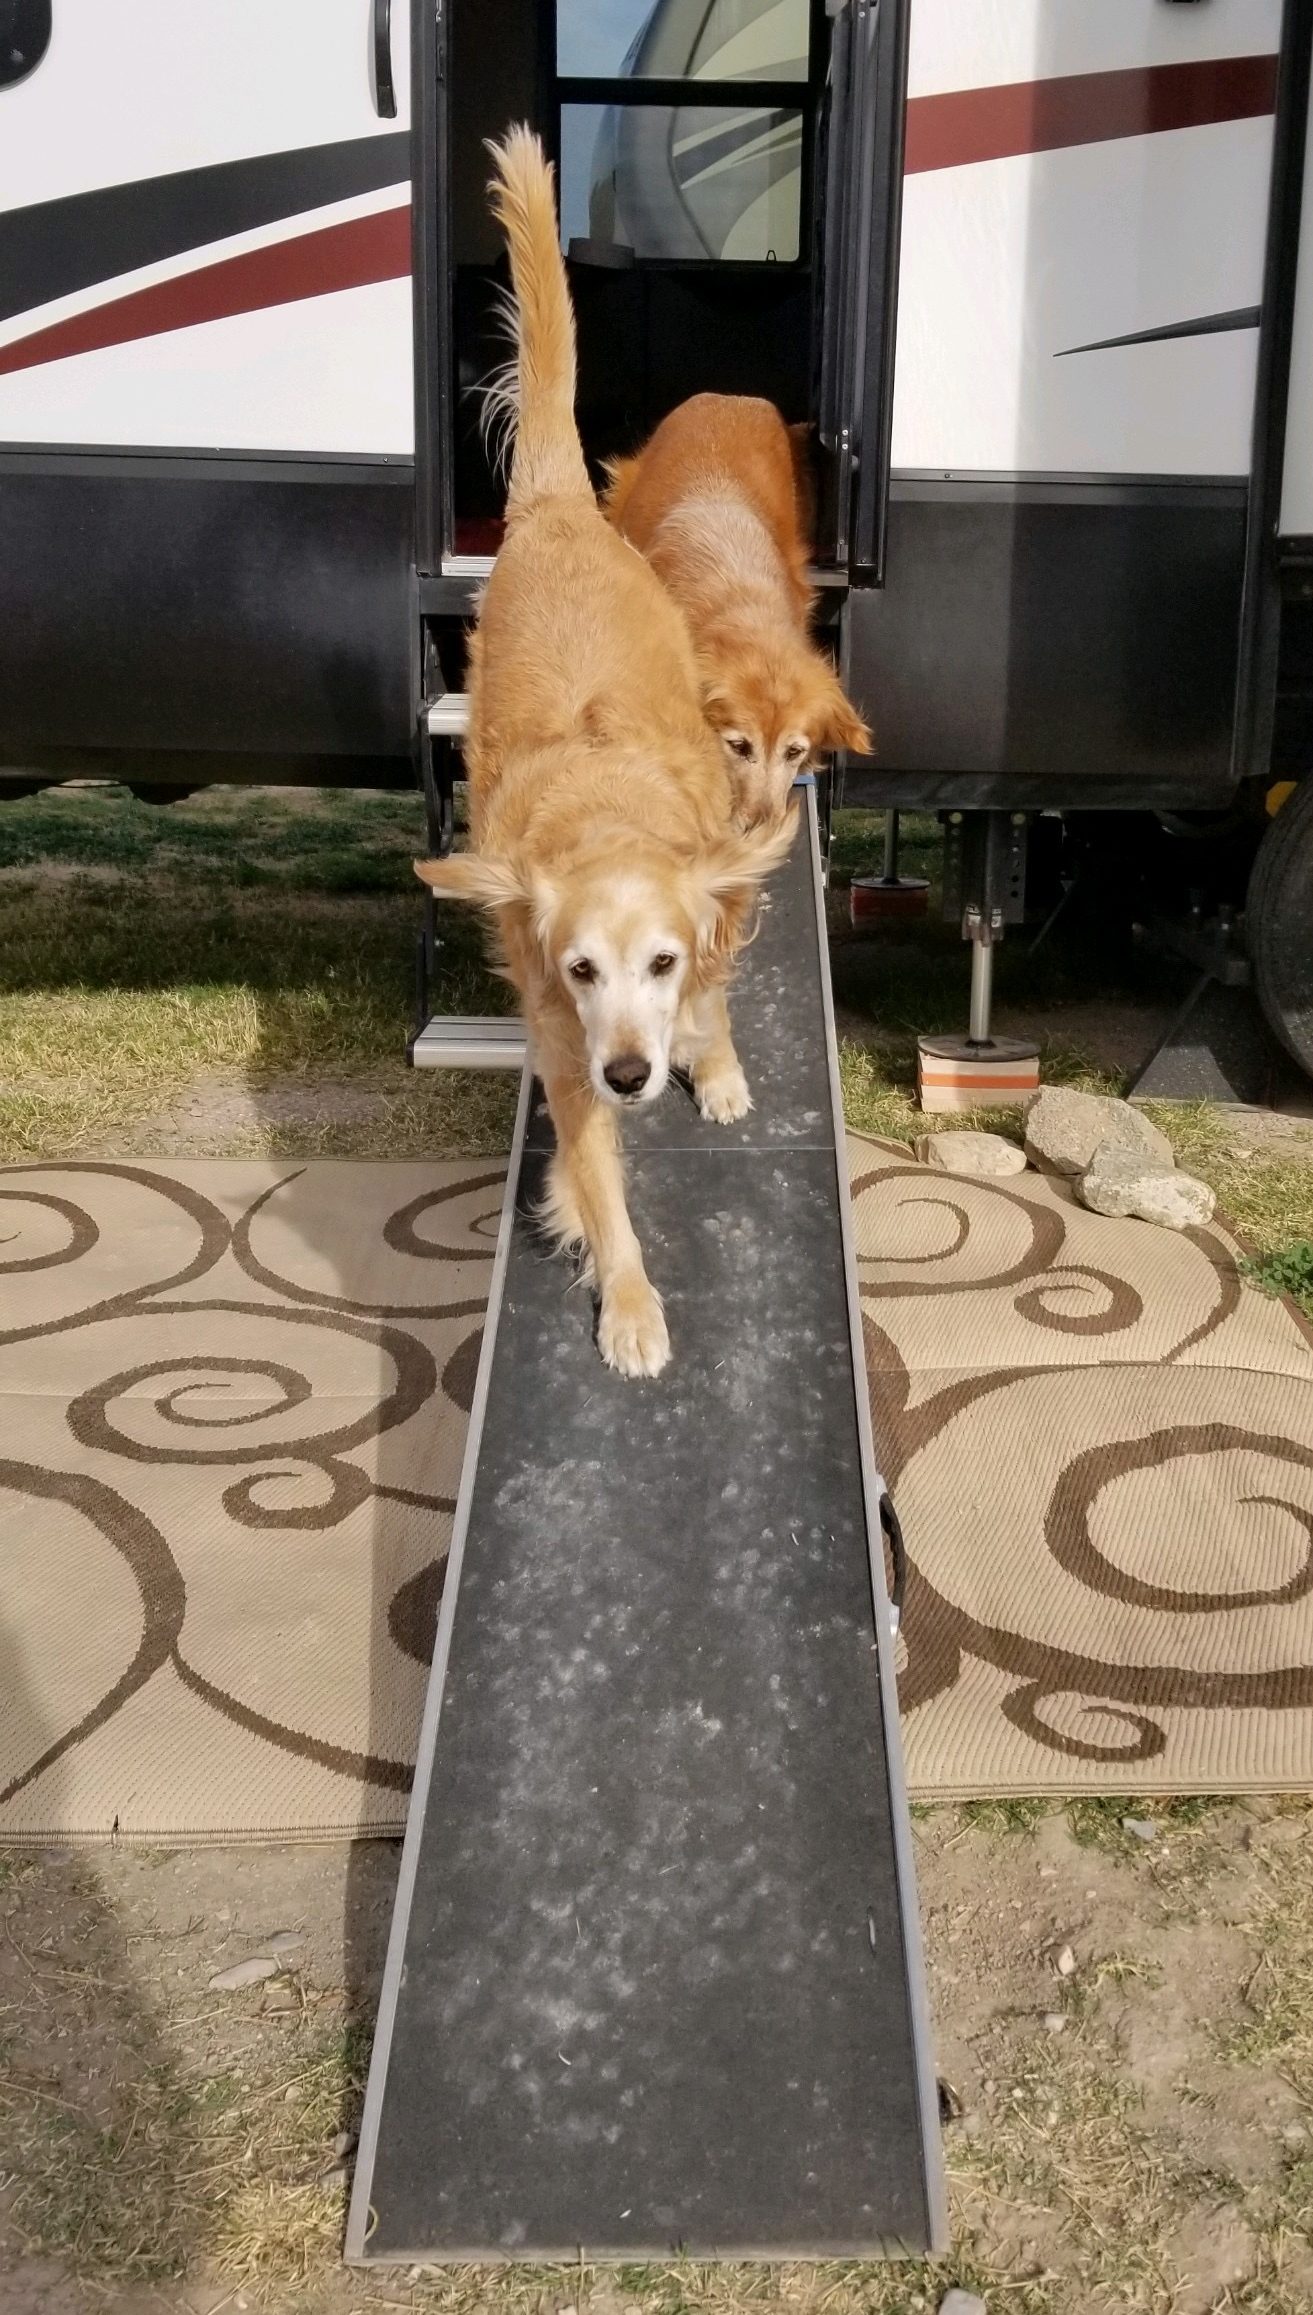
815 0 910 576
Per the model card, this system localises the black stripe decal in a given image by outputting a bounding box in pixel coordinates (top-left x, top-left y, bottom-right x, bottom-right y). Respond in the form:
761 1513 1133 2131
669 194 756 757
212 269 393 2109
0 132 410 328
1057 306 1261 357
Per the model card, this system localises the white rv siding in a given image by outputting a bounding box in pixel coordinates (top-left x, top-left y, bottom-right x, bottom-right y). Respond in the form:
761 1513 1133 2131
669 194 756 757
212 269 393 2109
890 0 1281 478
0 0 413 455
1280 65 1313 534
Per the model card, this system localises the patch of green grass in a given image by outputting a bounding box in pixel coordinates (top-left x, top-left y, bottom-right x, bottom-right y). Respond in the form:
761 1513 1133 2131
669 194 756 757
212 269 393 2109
1142 1105 1313 1266
958 1798 1052 1837
0 780 431 892
1240 1240 1313 1319
1067 1797 1230 1853
0 787 511 1159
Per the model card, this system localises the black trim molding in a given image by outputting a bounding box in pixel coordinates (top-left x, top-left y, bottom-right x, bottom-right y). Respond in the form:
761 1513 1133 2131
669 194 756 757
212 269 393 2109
0 133 410 327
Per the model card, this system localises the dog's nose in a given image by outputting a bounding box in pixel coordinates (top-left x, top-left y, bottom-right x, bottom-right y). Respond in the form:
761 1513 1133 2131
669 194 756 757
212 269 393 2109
604 1053 651 1098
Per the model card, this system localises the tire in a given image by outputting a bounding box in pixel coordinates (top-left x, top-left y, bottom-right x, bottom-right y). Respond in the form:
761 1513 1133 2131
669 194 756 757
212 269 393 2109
1248 778 1313 1080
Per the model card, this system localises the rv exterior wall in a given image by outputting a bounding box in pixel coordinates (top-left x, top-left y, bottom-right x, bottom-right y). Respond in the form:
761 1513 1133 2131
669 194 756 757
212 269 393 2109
891 0 1280 479
1280 61 1313 533
0 0 414 455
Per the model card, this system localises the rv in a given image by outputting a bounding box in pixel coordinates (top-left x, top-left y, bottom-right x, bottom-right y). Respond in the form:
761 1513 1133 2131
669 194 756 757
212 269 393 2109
1 0 1311 1077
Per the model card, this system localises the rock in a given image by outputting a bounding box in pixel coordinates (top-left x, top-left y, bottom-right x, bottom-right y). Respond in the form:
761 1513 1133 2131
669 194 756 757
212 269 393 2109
915 1131 1027 1179
266 1930 306 1956
333 2128 357 2159
1055 1944 1077 1977
1042 2012 1067 2035
1024 1087 1173 1178
1122 1816 1158 1843
1078 1149 1215 1230
939 2292 987 2315
209 1956 279 1992
316 2160 351 2190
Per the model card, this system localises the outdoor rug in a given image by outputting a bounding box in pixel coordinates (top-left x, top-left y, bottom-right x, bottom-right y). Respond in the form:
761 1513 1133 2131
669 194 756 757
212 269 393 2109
2 1139 1313 1841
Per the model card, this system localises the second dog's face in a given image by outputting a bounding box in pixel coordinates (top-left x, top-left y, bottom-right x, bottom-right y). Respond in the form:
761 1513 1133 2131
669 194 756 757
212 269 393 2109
704 643 872 827
717 722 812 828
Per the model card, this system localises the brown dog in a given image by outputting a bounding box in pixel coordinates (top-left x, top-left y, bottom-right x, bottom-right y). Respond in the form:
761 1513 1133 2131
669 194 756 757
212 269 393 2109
415 133 795 1379
605 393 872 826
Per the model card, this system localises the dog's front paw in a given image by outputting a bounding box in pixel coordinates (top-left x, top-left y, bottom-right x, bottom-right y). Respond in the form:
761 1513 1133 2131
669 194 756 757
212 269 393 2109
598 1274 670 1378
696 1061 752 1125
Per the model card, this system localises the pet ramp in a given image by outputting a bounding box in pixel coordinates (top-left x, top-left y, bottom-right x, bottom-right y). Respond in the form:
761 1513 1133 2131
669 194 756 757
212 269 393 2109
349 778 945 2265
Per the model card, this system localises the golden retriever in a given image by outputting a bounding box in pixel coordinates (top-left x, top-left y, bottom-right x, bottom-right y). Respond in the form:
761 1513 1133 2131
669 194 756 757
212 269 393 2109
604 393 872 826
415 132 796 1379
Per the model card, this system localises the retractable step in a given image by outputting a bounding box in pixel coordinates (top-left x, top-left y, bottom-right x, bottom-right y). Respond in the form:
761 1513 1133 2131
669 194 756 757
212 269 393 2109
350 783 945 2268
409 1016 527 1070
426 693 471 739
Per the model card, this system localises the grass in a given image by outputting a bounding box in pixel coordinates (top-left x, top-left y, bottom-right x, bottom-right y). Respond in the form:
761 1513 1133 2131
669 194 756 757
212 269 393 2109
0 784 515 1160
1240 1240 1313 1320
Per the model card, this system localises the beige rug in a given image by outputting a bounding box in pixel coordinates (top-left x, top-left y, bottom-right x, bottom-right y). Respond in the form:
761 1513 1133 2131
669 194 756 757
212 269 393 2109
852 1135 1313 1796
3 1140 1312 1841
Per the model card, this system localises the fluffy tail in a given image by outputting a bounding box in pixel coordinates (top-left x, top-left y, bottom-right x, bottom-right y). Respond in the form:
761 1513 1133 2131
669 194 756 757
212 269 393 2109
600 450 641 531
485 128 592 521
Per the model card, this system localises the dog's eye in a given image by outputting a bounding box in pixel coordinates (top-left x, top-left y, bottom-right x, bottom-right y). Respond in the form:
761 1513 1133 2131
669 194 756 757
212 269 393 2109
569 958 596 984
650 952 677 978
784 739 808 762
726 735 754 760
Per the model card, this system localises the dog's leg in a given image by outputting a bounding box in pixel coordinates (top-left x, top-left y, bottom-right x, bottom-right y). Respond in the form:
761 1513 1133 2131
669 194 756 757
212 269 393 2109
675 985 752 1125
541 1070 670 1378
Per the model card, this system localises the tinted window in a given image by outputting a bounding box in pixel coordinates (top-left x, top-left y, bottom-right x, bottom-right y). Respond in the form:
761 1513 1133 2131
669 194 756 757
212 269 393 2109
558 0 808 84
0 0 52 89
561 99 802 261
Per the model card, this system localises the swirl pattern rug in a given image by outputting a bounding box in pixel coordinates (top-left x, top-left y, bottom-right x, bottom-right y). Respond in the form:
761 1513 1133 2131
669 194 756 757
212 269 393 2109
2 1138 1313 1841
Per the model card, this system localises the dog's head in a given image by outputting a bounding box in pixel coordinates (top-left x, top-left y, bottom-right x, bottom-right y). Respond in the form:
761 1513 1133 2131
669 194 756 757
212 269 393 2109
415 810 796 1107
702 634 871 826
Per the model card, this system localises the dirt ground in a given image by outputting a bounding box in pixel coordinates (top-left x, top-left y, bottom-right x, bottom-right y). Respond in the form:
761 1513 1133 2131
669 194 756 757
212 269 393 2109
5 1798 1313 2315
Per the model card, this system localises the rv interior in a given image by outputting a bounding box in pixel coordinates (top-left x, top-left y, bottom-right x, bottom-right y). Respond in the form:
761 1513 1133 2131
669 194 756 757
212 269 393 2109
446 0 830 558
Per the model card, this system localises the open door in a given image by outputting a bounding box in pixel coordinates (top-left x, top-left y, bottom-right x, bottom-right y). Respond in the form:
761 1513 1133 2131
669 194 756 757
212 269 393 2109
814 0 910 578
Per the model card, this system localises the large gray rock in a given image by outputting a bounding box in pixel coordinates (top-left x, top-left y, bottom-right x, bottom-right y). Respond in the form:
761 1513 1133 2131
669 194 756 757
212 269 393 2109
1024 1086 1173 1178
1077 1148 1215 1230
914 1130 1027 1179
939 2293 987 2315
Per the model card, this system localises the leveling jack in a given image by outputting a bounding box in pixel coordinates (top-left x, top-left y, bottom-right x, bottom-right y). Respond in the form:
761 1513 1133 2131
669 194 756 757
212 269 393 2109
917 810 1040 1112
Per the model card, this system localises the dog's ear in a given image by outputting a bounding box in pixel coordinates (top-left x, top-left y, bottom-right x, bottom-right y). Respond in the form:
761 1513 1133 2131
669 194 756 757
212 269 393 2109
694 805 800 960
413 854 525 908
814 679 873 760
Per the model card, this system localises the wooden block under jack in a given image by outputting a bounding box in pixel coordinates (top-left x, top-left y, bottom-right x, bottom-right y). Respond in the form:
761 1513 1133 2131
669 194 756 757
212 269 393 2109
917 1033 1040 1112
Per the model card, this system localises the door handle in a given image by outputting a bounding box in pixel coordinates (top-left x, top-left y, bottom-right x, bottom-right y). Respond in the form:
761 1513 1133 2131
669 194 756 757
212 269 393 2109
373 0 397 117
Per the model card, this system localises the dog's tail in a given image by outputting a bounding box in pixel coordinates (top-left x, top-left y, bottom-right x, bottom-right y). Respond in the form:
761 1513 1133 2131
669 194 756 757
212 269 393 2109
485 127 591 522
600 450 640 531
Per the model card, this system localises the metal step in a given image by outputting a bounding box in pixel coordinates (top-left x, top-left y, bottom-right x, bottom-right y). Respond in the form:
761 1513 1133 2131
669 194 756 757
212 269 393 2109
439 551 848 589
426 693 471 739
410 1015 527 1070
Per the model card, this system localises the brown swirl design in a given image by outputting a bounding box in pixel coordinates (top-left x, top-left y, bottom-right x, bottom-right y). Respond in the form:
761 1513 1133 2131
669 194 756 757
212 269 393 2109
0 1159 504 1834
849 1133 1313 1787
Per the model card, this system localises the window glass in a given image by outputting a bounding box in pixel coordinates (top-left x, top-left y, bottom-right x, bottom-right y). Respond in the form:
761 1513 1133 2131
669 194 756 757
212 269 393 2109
0 0 52 90
561 99 801 261
557 0 808 85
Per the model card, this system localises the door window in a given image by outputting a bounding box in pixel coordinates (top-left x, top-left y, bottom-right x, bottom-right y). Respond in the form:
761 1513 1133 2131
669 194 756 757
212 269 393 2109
556 0 815 262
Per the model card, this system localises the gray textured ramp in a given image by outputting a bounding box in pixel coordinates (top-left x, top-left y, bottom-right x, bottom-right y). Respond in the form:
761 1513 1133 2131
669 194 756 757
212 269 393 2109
349 789 944 2264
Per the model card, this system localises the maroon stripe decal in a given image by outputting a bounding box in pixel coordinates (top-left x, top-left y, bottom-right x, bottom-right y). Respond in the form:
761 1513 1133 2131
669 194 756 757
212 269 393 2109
904 53 1278 175
0 205 410 378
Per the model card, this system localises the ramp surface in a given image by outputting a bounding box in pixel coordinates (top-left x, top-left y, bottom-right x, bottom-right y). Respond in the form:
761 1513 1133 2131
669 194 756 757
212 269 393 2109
349 789 944 2262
